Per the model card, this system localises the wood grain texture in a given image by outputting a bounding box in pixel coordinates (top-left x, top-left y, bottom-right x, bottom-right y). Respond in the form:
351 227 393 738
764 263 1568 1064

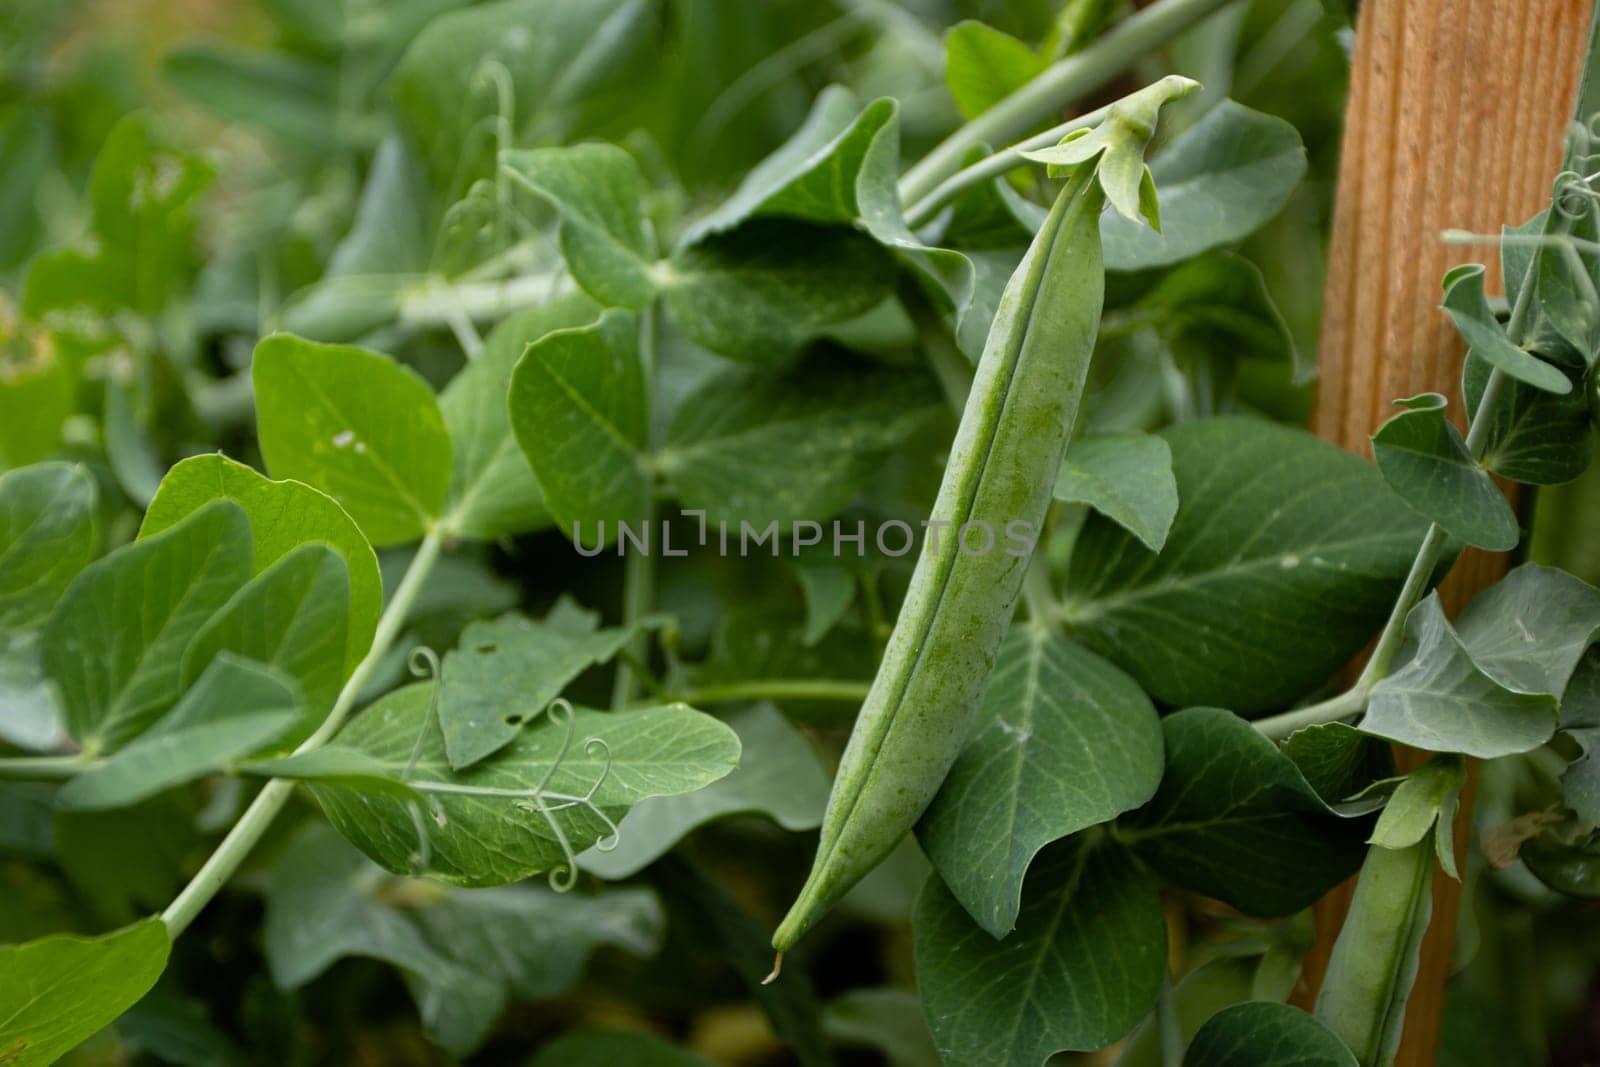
1301 1 1589 1063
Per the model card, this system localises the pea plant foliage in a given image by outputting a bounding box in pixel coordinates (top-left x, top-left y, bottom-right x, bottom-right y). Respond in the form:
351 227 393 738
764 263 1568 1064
1 1 1599 1065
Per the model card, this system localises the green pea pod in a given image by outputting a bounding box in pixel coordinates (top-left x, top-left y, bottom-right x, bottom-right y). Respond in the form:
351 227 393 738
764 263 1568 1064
771 76 1196 955
1313 840 1435 1067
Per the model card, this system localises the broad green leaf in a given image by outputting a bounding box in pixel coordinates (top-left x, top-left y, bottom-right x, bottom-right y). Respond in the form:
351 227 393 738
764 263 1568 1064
1314 841 1433 1067
1053 434 1178 552
1138 252 1300 373
660 221 898 361
0 327 75 469
1520 822 1600 899
441 293 601 540
56 654 302 811
793 557 857 646
0 918 171 1067
918 627 1163 937
824 988 941 1067
43 501 253 754
1186 1002 1358 1067
501 144 658 309
1121 707 1367 916
659 348 939 527
253 334 452 547
163 45 338 147
1560 650 1600 822
1283 722 1395 808
1362 586 1587 759
508 309 648 546
22 114 212 319
1371 393 1518 550
140 453 379 675
1441 264 1572 395
324 137 429 279
1451 563 1600 697
675 87 970 326
1063 418 1429 712
680 89 896 242
0 463 96 636
263 823 504 1054
102 376 163 508
914 837 1167 1064
580 704 830 878
530 1030 714 1067
943 22 1045 119
180 545 350 729
1464 349 1594 486
265 823 663 1057
389 0 652 191
1100 101 1307 271
438 606 638 769
304 684 739 885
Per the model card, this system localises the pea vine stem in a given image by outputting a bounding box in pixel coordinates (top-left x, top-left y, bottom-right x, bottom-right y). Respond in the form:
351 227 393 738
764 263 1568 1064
161 521 448 938
1253 215 1546 742
896 0 1237 206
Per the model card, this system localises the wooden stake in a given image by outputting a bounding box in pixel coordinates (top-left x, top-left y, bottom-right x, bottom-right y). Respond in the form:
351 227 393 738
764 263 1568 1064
1302 1 1589 1062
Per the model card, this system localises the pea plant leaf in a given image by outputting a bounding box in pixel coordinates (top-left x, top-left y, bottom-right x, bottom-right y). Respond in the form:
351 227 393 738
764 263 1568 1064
140 452 380 674
179 544 351 730
917 626 1163 938
1560 651 1600 823
0 917 172 1067
389 0 653 192
1137 251 1300 375
441 293 602 540
501 144 658 309
658 347 939 528
580 704 830 879
43 501 253 755
264 823 663 1058
913 837 1167 1066
438 606 640 769
1463 348 1595 486
660 221 898 362
1052 433 1178 552
1363 563 1600 758
1282 722 1396 808
1120 707 1368 917
1185 1002 1358 1067
0 462 97 750
676 86 971 324
22 114 212 320
0 463 97 636
252 334 453 547
56 654 303 812
1062 417 1429 712
508 309 649 547
0 327 75 469
1370 393 1519 550
1440 264 1573 394
942 21 1045 120
1100 101 1307 271
283 683 740 886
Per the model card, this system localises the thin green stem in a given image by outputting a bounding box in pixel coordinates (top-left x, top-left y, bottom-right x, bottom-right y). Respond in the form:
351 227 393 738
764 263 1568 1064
901 104 1112 229
0 755 97 780
668 679 872 706
161 523 448 938
897 0 1236 205
613 309 660 710
1253 687 1371 742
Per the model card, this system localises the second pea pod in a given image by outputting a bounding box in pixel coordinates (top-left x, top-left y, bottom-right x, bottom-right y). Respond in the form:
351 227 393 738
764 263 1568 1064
772 75 1199 955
